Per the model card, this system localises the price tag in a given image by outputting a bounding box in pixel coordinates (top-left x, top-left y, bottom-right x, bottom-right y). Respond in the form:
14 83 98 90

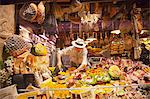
80 90 92 99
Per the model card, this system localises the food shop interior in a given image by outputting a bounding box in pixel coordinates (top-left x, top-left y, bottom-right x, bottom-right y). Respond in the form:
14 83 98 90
0 0 150 99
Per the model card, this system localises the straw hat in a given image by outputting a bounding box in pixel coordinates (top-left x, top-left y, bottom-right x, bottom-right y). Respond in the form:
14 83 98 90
71 38 86 48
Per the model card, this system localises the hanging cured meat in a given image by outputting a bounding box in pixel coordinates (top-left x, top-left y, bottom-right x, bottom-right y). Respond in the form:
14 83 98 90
106 31 111 43
64 0 83 24
44 14 58 34
131 8 143 34
94 3 99 14
102 31 105 44
47 14 57 26
70 0 82 13
52 2 64 19
124 35 134 51
78 3 86 18
131 4 143 59
68 13 81 24
85 2 90 12
118 5 133 34
102 13 111 30
36 1 45 24
63 0 82 14
119 20 133 34
110 6 119 18
20 2 46 24
93 23 99 31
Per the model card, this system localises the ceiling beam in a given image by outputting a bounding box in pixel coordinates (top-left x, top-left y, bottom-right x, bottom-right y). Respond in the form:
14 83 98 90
0 0 71 5
80 0 126 3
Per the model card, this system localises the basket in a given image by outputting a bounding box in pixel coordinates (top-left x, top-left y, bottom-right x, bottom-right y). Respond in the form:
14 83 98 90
19 3 38 22
4 35 31 57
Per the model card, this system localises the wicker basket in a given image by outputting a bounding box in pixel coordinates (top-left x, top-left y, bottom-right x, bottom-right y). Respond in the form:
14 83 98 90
19 3 38 22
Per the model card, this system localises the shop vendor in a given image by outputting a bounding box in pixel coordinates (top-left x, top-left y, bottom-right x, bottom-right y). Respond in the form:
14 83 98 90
57 38 88 73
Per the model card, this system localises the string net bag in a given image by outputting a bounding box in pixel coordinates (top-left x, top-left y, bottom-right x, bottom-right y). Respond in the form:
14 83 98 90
4 35 31 57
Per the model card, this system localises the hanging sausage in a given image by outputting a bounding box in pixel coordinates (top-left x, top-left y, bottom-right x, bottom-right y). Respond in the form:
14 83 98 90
106 31 111 43
63 0 82 14
102 31 106 45
52 1 64 19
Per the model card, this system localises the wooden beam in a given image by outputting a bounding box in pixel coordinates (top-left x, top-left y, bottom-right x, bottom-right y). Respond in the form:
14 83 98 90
80 0 126 3
0 0 71 5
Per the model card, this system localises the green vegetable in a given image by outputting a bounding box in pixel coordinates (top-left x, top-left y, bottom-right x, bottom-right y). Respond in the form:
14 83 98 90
0 61 4 70
96 72 111 82
5 48 9 53
117 89 125 96
31 43 47 56
109 65 121 79
96 76 103 81
90 78 97 85
102 73 111 82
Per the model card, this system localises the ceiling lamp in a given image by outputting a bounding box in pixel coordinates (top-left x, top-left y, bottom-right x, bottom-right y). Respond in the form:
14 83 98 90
81 12 100 28
111 30 121 34
85 37 97 44
140 30 149 34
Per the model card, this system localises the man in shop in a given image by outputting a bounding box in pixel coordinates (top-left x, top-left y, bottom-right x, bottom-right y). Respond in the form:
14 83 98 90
57 38 88 73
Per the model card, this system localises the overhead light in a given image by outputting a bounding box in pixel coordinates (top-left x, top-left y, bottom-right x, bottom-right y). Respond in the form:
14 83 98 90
111 30 121 34
140 30 149 34
85 37 97 44
143 38 147 41
86 37 97 41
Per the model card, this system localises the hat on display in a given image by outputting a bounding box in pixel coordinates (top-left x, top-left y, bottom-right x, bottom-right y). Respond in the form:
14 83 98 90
19 1 45 24
71 38 86 48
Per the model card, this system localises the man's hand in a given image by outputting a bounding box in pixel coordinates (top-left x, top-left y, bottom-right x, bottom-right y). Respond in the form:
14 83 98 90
71 69 79 73
71 64 86 73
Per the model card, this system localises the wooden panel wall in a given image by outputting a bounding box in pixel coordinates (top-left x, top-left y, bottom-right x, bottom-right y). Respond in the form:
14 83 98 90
0 5 15 61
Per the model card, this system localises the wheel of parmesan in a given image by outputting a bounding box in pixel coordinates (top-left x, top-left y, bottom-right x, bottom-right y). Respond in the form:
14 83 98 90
124 36 133 50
